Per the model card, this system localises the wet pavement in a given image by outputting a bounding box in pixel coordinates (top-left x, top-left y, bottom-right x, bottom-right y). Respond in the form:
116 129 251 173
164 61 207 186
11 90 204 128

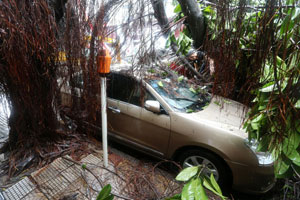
0 97 180 200
0 145 179 200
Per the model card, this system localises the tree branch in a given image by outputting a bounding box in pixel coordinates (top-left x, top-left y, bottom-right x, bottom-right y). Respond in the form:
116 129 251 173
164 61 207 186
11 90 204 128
150 0 208 83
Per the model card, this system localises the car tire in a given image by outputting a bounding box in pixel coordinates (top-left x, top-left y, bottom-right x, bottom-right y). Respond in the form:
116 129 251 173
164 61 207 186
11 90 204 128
177 149 232 190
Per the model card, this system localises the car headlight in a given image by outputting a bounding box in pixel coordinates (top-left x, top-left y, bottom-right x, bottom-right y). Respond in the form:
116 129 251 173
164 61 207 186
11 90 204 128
245 139 274 165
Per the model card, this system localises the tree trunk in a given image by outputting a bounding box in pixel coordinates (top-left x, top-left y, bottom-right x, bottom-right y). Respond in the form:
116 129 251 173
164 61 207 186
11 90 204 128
0 0 67 155
150 0 208 82
177 0 206 49
151 0 170 36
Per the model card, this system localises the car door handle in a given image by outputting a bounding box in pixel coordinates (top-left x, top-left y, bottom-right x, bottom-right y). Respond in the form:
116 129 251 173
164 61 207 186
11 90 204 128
108 106 121 114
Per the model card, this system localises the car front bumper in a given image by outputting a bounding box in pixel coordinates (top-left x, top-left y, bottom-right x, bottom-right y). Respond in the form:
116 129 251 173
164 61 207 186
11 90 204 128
227 160 276 194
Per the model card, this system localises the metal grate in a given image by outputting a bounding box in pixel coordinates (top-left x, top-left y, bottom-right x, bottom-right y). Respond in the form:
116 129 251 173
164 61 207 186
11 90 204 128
2 177 35 200
80 154 102 166
39 175 69 199
22 189 47 200
60 165 81 183
31 157 73 185
1 154 130 200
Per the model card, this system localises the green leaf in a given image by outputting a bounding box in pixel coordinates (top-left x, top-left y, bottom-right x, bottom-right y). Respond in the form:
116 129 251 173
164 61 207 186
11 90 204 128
176 166 198 181
148 69 155 73
203 176 226 200
162 72 168 77
178 32 184 45
291 8 300 20
102 195 114 200
189 87 197 94
288 149 300 167
82 164 86 169
276 56 287 70
283 131 300 162
275 157 291 176
186 109 194 113
158 81 164 87
174 4 181 13
257 135 270 152
252 113 263 123
165 194 181 200
178 75 184 82
202 103 209 110
262 81 275 88
252 97 258 102
293 157 300 167
210 174 222 195
203 6 213 14
260 83 275 92
165 37 171 48
97 184 112 200
295 100 300 108
203 177 217 195
194 178 208 200
280 16 295 35
181 180 194 200
250 122 259 130
214 101 221 106
223 99 232 104
258 105 266 111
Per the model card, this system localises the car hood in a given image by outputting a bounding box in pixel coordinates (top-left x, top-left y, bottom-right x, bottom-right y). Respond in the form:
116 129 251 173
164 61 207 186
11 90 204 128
189 96 248 138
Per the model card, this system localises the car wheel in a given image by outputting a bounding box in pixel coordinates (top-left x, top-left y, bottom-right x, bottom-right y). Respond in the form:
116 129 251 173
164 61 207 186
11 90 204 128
177 149 232 188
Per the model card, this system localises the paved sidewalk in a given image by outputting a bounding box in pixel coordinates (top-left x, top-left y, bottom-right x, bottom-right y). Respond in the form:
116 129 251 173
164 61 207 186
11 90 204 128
1 154 130 200
0 97 179 200
1 151 179 200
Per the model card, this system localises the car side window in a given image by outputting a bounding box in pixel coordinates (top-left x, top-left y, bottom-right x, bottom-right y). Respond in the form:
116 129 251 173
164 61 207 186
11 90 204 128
107 73 135 103
141 86 168 115
107 73 155 107
129 81 156 107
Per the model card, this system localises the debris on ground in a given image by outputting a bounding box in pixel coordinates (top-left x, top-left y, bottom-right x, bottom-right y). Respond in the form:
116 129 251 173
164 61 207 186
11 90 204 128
0 139 182 200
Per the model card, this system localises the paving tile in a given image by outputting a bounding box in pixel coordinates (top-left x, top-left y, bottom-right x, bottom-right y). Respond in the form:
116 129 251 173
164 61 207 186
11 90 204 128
2 153 175 200
80 154 102 166
2 177 36 200
22 188 47 200
38 174 69 199
60 165 82 183
60 178 89 200
31 157 73 185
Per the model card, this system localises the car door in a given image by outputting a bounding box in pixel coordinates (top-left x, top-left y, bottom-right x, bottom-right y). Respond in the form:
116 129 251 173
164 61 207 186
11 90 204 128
107 73 171 156
107 73 141 141
139 94 171 156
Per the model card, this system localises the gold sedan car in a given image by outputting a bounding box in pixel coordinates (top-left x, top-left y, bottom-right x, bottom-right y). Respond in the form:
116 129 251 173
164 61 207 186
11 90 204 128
105 71 275 194
60 69 275 194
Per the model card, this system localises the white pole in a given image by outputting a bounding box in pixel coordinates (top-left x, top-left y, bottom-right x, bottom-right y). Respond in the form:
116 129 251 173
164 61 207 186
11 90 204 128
101 77 108 167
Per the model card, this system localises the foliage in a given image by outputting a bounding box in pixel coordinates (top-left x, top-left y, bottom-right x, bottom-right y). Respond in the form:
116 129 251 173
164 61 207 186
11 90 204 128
203 0 300 177
96 184 114 200
169 0 300 178
166 166 226 200
166 32 193 55
166 2 205 55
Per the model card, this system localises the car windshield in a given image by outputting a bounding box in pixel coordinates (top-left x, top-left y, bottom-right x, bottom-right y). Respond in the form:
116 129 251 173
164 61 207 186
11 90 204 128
148 77 211 113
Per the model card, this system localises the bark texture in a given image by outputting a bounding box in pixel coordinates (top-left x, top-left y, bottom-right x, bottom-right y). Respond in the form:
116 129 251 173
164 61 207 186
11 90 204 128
177 0 206 49
0 0 67 153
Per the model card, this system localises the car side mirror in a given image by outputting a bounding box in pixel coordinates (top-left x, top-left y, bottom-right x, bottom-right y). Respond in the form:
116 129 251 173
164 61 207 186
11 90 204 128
145 100 161 113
